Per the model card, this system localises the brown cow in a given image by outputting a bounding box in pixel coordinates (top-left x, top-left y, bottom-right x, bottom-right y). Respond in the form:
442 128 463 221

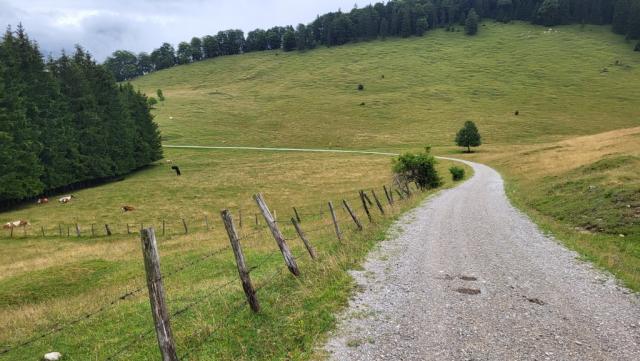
122 205 135 212
37 197 49 204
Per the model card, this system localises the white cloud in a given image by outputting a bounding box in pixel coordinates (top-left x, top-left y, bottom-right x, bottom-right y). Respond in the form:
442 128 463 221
0 0 365 61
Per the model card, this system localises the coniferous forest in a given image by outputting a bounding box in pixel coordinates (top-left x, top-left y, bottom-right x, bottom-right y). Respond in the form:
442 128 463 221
104 0 640 81
0 26 163 205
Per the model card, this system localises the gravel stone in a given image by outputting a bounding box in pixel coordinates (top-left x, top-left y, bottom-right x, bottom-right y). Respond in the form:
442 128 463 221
324 160 640 360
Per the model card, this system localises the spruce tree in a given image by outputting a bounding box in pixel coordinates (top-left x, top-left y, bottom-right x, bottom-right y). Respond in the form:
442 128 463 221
416 17 429 36
455 121 482 153
465 9 480 35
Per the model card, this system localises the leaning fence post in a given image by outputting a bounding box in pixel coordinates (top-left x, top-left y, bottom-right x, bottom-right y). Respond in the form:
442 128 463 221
254 194 300 276
140 228 179 361
182 219 188 234
105 224 112 236
360 191 373 223
328 201 343 242
395 188 405 200
383 185 393 205
75 224 81 237
221 210 261 313
371 190 385 215
293 207 301 223
342 199 363 231
291 218 317 260
362 191 374 206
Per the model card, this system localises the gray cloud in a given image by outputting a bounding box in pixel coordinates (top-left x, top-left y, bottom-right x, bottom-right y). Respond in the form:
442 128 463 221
0 0 365 61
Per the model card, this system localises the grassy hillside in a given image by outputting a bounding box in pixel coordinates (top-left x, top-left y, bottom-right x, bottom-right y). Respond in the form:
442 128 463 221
133 22 639 151
0 21 639 360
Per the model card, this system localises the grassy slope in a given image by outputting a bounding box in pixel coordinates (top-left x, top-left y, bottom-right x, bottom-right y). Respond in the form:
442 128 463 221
1 21 639 360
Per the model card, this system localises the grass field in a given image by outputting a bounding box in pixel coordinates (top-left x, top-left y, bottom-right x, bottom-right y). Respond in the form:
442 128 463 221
1 21 639 360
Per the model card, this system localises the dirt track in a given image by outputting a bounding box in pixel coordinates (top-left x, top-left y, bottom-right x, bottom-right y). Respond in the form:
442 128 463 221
325 159 640 360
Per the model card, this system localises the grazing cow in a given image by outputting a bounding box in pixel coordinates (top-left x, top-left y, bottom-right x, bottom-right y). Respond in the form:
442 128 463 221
59 195 75 204
165 159 173 164
171 165 181 176
37 197 49 204
3 220 29 229
122 205 135 212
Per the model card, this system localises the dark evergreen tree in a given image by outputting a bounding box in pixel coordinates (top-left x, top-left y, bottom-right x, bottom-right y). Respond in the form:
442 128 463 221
282 27 297 51
613 0 631 35
400 6 413 37
190 37 203 61
465 9 480 35
379 17 390 39
416 17 429 36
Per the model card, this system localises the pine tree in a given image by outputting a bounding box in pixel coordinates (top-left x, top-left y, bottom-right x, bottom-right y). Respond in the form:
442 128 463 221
465 9 480 35
400 7 413 37
416 17 429 36
612 0 631 34
379 18 390 39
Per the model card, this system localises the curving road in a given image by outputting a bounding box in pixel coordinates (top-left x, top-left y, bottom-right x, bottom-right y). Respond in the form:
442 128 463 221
325 159 640 360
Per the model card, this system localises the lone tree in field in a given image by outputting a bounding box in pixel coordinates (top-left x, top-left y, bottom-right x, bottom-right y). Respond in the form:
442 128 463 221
455 121 482 153
465 9 480 35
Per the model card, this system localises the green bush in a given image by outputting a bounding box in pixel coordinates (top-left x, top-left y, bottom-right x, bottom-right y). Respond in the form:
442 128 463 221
147 96 158 106
393 149 442 190
449 166 465 181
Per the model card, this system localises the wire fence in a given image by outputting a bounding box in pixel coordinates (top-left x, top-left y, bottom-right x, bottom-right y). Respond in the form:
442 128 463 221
0 181 422 360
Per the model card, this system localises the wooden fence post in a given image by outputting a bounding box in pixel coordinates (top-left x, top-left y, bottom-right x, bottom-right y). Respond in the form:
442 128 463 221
10 226 13 238
41 226 45 237
362 191 374 206
59 224 63 237
395 188 405 200
383 185 393 205
239 209 243 228
182 219 188 234
127 224 131 235
91 224 95 237
23 225 27 237
360 191 373 223
328 201 343 242
293 207 301 223
371 190 385 215
75 224 81 237
204 216 210 231
342 199 363 231
67 225 70 237
254 194 300 276
291 218 317 260
140 228 179 361
255 214 259 226
162 219 165 236
105 224 112 236
221 210 261 313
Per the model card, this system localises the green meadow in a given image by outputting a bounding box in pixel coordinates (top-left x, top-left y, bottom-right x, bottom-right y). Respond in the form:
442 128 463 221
0 21 639 360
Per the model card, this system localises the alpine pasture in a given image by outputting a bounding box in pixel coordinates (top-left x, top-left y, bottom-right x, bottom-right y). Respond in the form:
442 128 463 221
1 21 639 360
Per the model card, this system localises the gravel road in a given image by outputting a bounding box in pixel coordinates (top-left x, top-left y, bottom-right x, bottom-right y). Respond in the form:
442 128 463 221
324 159 640 361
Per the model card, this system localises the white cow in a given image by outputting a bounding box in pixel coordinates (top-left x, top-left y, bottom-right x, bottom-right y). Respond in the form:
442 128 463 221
3 220 29 229
59 195 75 204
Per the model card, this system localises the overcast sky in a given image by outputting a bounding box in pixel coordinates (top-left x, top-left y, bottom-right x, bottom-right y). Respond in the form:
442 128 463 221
0 0 367 61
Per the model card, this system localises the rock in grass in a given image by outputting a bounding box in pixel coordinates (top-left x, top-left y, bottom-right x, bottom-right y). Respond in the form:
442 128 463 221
43 352 62 361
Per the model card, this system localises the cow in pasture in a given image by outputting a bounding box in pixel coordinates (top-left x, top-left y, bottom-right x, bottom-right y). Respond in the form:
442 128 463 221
122 205 135 212
3 220 29 229
37 197 49 204
59 195 75 204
